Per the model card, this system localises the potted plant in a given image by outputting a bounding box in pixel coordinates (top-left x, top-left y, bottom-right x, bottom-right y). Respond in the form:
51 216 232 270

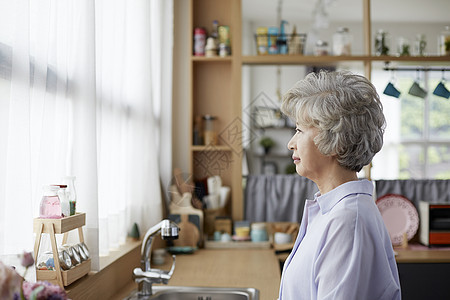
259 137 276 154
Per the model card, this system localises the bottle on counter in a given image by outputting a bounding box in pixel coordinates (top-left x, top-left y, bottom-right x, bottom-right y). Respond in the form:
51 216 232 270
39 185 62 219
54 184 70 217
62 176 77 216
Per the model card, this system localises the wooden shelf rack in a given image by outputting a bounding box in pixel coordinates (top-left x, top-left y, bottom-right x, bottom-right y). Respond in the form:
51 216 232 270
33 213 91 287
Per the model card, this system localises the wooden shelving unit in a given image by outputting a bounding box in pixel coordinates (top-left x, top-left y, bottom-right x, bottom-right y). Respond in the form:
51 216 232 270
189 0 243 220
188 0 450 221
33 213 91 287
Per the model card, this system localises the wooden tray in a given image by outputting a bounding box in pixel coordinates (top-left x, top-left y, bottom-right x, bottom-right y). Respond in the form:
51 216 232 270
33 213 85 234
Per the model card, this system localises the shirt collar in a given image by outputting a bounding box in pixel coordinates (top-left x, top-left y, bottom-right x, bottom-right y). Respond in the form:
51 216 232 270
314 179 374 214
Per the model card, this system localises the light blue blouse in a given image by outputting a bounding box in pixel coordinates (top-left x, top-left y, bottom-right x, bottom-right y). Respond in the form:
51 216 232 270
279 179 401 300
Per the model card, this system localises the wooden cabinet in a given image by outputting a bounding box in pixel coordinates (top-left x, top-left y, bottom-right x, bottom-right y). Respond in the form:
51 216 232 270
188 0 450 221
189 0 243 220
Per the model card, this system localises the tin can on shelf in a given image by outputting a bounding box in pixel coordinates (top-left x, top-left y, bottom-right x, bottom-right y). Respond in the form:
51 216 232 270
194 27 206 56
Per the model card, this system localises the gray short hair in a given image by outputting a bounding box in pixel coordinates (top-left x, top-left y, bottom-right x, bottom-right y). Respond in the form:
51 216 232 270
281 70 386 172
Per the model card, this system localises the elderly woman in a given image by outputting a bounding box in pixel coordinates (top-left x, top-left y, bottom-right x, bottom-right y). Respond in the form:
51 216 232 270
278 70 401 300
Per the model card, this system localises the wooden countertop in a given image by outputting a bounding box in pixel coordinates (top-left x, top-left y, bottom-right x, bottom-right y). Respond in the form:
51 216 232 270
276 244 450 264
394 245 450 263
114 248 281 300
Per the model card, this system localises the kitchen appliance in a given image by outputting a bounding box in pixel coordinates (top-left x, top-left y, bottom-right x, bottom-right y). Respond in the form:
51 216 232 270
419 201 450 245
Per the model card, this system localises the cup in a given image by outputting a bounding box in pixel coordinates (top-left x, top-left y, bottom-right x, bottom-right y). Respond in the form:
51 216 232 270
433 81 450 99
251 223 268 242
274 232 292 244
383 82 401 98
408 81 427 98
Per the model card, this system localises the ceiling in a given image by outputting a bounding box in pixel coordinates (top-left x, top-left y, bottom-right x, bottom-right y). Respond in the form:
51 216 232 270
242 0 450 24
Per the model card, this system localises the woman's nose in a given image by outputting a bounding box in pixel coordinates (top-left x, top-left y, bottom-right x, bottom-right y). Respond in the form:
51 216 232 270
287 136 296 150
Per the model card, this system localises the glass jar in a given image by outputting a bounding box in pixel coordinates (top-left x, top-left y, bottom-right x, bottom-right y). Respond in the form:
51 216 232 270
413 34 427 56
332 27 352 56
314 40 329 56
250 223 268 242
62 176 77 215
36 250 72 271
203 115 218 145
39 185 62 219
374 29 390 56
397 37 410 56
54 184 70 217
438 25 450 56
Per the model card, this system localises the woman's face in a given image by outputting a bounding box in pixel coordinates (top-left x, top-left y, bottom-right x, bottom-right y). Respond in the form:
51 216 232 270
287 123 334 181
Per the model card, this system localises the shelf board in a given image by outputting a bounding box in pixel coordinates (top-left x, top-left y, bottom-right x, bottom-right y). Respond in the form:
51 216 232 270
191 145 232 151
192 56 232 62
242 55 450 65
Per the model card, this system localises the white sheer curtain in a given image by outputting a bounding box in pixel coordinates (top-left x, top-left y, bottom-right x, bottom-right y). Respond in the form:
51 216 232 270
0 0 172 270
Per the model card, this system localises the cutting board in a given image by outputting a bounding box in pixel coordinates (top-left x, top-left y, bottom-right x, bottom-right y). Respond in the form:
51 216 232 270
170 214 200 248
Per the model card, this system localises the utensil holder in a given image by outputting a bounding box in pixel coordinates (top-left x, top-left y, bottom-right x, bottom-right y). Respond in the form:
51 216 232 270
33 213 91 287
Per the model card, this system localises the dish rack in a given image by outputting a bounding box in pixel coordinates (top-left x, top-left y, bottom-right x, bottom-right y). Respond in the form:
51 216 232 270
33 213 91 287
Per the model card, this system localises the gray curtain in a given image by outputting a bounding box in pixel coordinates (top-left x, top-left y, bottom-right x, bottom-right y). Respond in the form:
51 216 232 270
375 179 450 208
244 175 318 222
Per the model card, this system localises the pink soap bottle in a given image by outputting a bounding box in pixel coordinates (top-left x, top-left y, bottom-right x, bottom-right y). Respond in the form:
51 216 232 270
39 185 62 219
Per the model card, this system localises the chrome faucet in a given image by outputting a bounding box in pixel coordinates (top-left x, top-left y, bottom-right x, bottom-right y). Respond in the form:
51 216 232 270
132 219 179 296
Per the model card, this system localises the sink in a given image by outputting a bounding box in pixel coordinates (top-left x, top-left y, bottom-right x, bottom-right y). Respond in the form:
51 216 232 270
124 285 259 300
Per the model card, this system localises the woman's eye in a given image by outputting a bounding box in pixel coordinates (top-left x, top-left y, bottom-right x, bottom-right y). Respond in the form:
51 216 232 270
295 128 302 133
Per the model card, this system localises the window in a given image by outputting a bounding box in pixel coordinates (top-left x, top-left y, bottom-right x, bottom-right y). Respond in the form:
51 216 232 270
372 68 450 180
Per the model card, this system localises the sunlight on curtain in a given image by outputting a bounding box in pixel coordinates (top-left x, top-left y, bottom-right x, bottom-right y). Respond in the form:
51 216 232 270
0 0 172 270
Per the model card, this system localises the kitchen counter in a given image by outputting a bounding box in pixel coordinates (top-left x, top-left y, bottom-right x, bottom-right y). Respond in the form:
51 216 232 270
114 248 281 300
394 244 450 263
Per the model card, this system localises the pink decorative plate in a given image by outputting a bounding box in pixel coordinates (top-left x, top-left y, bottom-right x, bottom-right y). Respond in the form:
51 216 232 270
376 194 419 246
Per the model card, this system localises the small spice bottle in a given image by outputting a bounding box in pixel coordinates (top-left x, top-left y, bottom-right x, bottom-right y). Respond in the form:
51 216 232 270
314 40 329 56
